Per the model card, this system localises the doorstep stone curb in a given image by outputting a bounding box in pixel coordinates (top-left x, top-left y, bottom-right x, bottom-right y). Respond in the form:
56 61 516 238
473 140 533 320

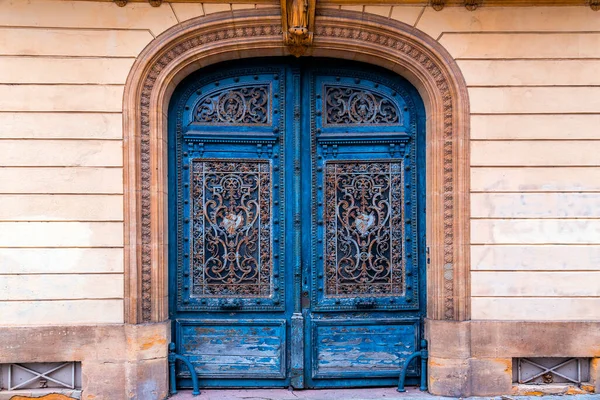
168 388 600 400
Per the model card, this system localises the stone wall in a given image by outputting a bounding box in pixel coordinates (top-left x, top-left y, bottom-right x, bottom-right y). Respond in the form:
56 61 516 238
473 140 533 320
1 0 598 325
0 1 599 398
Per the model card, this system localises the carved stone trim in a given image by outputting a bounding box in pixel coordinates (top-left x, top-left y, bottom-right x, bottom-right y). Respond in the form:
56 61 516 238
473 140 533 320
123 8 470 323
281 0 316 56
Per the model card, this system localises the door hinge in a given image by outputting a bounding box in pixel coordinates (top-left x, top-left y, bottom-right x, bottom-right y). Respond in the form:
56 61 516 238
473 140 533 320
426 246 430 265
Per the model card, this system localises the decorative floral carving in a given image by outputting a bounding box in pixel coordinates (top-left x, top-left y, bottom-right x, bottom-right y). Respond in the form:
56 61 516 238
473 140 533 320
194 85 270 125
324 161 404 296
191 160 272 297
325 85 401 125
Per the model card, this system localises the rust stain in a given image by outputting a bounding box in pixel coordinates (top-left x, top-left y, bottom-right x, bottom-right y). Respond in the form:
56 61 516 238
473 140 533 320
566 386 588 395
140 334 167 350
521 390 545 396
10 395 77 400
428 359 443 367
581 384 595 393
493 357 512 372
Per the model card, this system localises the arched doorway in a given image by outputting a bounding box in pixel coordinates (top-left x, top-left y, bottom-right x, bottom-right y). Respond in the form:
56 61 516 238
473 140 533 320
167 58 426 389
122 8 470 396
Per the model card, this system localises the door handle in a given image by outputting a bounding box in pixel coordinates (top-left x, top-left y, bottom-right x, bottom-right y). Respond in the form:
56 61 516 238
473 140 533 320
219 299 242 310
354 298 377 309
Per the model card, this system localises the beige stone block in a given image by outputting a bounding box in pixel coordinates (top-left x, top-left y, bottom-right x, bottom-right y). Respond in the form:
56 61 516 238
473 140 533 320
0 140 122 167
0 222 123 247
0 28 153 57
204 3 232 15
471 297 600 320
125 323 170 361
458 60 600 87
125 358 169 400
439 33 600 59
0 85 123 112
469 87 600 114
471 114 600 140
0 57 135 85
0 248 124 274
0 0 178 36
471 219 600 245
472 193 600 218
471 245 600 271
0 274 124 300
471 167 600 192
426 319 470 359
0 194 123 221
428 357 470 397
0 299 124 325
417 7 600 40
231 3 256 10
340 5 363 11
470 320 600 358
469 358 512 396
82 361 127 400
364 5 391 17
171 3 205 21
472 271 600 297
389 6 425 26
0 167 123 194
472 141 600 167
0 112 122 139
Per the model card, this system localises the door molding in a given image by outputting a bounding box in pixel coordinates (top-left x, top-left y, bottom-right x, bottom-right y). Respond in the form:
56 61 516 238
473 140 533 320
122 7 471 324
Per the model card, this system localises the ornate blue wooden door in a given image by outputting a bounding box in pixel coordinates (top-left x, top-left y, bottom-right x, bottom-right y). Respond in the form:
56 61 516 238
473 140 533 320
169 59 426 389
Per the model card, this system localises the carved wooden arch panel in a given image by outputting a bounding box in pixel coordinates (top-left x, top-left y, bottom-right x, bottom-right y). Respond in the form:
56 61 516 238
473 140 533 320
123 8 470 324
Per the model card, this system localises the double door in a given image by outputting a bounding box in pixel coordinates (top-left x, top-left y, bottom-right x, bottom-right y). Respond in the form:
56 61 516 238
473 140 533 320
168 58 426 389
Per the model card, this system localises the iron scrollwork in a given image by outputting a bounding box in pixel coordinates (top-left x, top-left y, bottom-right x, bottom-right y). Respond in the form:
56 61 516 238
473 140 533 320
324 85 401 125
194 84 271 125
324 161 404 297
190 159 273 298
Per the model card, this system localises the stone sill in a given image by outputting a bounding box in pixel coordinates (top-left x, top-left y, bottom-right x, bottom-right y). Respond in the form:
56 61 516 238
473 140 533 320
0 389 82 400
512 383 595 396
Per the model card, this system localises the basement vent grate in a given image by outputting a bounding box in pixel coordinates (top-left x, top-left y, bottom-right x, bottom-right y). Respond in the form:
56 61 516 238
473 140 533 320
513 358 590 385
0 362 81 391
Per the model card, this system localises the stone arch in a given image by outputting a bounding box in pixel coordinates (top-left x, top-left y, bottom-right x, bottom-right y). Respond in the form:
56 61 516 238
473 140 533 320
122 7 470 324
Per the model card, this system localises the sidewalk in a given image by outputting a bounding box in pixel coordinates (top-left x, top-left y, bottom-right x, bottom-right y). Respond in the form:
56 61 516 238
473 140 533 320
169 388 600 400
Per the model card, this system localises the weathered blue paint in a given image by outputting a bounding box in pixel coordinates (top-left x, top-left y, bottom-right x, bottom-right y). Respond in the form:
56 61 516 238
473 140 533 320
168 58 426 389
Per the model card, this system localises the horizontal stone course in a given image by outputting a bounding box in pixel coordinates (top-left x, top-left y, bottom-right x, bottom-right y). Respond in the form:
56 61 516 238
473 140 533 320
0 113 122 139
471 245 600 271
0 274 124 300
471 193 600 218
0 248 124 274
0 194 124 221
0 28 153 57
0 221 124 247
0 140 122 167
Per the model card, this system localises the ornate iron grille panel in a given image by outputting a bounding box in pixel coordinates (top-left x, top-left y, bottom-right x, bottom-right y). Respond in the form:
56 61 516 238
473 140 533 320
324 160 404 297
324 85 401 125
194 84 271 125
190 159 273 298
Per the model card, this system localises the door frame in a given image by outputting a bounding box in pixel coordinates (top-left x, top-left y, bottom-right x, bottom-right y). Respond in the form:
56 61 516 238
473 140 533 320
121 5 471 391
166 60 428 388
